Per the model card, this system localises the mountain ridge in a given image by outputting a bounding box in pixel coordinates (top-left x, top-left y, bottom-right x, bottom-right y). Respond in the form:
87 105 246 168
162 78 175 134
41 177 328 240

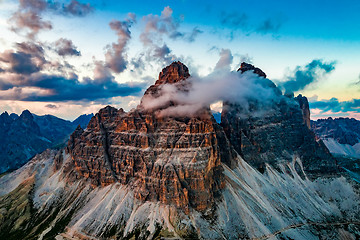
0 110 93 174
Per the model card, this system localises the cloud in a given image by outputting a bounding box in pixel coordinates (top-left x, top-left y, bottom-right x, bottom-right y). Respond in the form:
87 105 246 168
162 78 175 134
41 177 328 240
136 6 200 66
45 103 58 109
140 6 182 46
256 18 283 34
10 11 52 38
104 13 136 73
219 11 286 37
141 69 281 117
0 72 144 102
186 27 203 42
220 12 248 29
0 41 47 75
310 98 360 113
214 49 233 70
281 59 336 94
62 0 93 17
9 0 94 38
54 38 81 56
152 44 173 64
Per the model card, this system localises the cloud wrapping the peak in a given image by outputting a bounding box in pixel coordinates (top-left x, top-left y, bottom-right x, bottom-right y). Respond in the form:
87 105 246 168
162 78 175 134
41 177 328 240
141 70 280 117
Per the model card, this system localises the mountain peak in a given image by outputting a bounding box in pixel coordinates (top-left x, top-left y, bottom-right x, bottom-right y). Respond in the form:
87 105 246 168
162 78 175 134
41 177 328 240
141 61 191 103
237 62 267 78
156 61 190 85
19 110 33 121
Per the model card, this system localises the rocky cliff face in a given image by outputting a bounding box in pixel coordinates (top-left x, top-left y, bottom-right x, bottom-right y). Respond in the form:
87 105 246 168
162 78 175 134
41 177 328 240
67 62 235 212
221 63 336 177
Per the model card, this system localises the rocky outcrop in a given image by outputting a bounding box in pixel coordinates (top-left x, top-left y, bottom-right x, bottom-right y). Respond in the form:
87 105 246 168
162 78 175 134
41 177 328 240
295 94 311 129
143 61 190 98
67 62 235 212
237 62 266 78
221 62 336 177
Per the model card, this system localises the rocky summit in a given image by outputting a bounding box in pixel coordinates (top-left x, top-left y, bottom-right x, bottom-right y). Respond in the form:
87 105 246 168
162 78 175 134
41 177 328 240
66 61 234 212
221 63 336 177
0 62 359 240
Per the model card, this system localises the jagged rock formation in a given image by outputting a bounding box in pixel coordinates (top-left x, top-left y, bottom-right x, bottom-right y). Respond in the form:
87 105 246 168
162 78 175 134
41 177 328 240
221 62 336 177
311 117 360 158
0 111 93 174
66 62 235 212
296 94 311 129
237 62 267 78
0 61 359 240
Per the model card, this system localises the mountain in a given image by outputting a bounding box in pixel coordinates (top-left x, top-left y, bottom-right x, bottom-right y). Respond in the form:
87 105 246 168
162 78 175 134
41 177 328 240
0 62 359 239
221 63 335 178
311 117 360 158
0 111 93 174
73 113 94 129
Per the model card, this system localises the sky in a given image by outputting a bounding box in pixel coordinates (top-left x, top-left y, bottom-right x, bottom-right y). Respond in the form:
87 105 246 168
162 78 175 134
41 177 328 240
0 0 359 120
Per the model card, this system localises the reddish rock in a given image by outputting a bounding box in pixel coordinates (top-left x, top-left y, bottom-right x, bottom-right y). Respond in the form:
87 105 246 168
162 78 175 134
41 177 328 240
237 62 267 78
66 62 235 212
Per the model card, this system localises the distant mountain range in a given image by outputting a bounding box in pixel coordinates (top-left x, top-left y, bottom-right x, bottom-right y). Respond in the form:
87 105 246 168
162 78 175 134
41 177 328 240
311 117 360 158
0 110 93 174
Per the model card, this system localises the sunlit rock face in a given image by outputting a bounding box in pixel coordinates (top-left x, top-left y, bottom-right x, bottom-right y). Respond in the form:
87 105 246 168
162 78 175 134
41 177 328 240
66 61 236 212
221 62 336 177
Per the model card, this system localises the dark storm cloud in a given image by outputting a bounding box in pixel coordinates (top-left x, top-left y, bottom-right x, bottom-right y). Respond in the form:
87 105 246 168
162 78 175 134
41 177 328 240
0 42 47 75
0 51 41 74
310 98 360 113
54 38 81 56
0 73 145 102
282 59 336 94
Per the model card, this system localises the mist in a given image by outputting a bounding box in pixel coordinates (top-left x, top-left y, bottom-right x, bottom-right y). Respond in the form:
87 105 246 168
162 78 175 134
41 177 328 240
141 69 281 117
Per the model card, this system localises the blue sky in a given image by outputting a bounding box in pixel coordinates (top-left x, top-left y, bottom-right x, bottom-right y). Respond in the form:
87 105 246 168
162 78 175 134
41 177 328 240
0 0 359 120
